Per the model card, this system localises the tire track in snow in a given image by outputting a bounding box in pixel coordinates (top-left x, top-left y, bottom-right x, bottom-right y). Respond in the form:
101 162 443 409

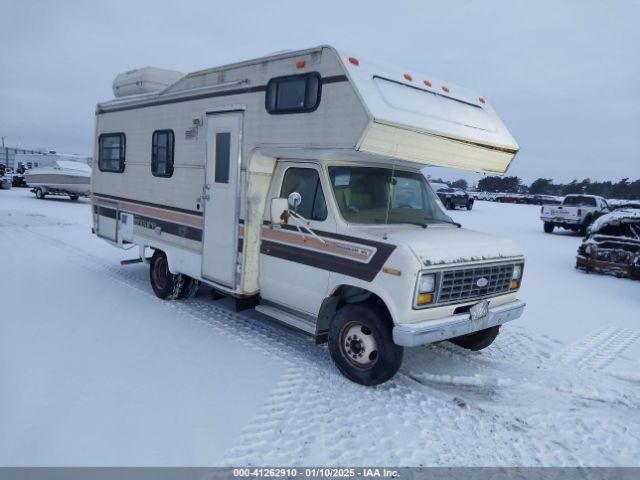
552 326 640 371
10 220 637 466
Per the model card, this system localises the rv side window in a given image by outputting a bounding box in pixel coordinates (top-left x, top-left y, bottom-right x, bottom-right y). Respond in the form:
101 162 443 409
99 133 126 173
280 167 327 221
265 72 321 114
151 130 175 177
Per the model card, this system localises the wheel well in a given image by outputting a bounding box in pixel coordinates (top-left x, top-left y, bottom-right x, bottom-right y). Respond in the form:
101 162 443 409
316 285 393 339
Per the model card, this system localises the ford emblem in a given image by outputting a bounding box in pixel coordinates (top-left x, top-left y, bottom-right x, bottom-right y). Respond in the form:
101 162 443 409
476 277 489 288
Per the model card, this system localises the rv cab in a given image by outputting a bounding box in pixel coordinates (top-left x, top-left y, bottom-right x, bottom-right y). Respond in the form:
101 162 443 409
92 46 525 385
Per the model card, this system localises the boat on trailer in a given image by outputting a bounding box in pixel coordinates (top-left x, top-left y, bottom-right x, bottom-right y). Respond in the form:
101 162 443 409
25 160 91 200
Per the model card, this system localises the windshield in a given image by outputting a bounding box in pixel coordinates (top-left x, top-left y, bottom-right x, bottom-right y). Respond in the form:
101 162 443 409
564 196 596 207
328 166 453 226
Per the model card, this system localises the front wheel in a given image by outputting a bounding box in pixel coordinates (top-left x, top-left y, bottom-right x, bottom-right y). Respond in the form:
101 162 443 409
450 325 500 351
35 188 45 199
543 222 554 233
466 201 473 210
149 250 184 300
328 303 403 386
445 200 453 210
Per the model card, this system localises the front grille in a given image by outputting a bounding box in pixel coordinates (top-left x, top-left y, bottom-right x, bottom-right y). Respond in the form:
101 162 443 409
437 262 514 304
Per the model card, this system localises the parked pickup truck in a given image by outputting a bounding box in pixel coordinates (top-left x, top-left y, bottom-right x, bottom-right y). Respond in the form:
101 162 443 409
540 194 610 235
436 187 474 210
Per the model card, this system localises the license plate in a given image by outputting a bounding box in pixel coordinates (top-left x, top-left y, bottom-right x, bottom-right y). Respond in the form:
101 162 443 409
470 300 490 322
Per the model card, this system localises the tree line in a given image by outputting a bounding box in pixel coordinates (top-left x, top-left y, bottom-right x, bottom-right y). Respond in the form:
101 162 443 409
437 176 640 200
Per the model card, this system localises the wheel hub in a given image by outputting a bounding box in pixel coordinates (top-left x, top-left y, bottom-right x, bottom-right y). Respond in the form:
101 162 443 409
342 323 378 367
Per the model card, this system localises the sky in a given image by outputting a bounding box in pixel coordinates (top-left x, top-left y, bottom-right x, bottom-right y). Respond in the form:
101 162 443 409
1 0 638 185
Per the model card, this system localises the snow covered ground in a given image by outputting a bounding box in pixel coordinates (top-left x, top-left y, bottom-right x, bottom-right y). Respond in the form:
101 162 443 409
1 188 638 466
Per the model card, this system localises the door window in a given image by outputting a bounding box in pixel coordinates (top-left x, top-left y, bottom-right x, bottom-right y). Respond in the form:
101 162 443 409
280 167 327 221
214 132 231 183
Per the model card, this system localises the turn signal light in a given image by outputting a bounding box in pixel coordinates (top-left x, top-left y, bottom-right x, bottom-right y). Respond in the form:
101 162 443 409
417 293 433 305
348 57 359 66
296 60 306 68
509 280 519 290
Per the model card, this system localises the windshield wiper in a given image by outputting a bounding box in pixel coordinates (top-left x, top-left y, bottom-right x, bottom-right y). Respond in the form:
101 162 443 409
435 219 462 228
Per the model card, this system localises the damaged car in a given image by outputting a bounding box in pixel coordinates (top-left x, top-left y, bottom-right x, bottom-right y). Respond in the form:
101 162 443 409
576 206 640 280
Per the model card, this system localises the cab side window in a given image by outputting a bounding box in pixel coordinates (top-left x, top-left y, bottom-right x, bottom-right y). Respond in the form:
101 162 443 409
280 167 327 221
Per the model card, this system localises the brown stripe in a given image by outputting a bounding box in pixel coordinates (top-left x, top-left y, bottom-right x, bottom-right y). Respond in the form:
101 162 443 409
97 75 349 114
92 193 203 216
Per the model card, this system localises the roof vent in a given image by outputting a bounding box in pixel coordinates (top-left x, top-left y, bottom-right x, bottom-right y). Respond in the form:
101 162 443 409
112 67 184 98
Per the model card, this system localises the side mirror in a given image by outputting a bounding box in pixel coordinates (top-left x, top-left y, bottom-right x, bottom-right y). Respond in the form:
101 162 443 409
288 192 302 211
270 198 289 225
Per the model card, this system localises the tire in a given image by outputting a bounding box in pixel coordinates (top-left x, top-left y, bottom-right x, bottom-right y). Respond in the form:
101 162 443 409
466 201 473 211
445 200 453 210
543 222 554 233
328 302 403 386
35 188 45 199
580 215 592 236
149 250 184 300
178 276 200 299
69 195 79 201
450 325 500 351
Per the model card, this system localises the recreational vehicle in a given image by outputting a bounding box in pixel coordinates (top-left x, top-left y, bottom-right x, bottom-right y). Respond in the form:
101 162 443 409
92 46 526 385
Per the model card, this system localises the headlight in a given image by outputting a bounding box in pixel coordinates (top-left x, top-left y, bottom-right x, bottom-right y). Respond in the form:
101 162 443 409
419 273 435 293
510 264 523 290
416 273 436 306
512 264 522 280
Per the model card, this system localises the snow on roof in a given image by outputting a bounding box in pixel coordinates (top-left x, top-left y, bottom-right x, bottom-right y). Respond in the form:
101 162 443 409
590 208 640 233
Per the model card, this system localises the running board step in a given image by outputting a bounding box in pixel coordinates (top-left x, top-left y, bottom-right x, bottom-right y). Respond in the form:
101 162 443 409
255 304 317 335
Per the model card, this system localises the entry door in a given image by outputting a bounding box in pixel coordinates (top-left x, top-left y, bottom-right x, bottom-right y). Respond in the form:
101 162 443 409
201 112 242 287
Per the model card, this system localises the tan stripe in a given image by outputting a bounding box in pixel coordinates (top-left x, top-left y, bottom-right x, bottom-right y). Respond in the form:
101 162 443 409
261 226 373 262
92 195 203 228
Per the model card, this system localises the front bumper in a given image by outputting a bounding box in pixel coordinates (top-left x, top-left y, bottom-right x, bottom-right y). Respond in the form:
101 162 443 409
392 299 526 347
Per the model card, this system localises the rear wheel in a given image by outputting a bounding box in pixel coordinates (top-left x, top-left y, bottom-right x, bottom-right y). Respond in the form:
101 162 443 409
69 195 79 201
149 250 184 300
35 188 45 199
328 302 403 386
544 222 554 233
580 215 592 236
466 201 473 210
445 200 453 210
178 276 200 299
450 325 500 351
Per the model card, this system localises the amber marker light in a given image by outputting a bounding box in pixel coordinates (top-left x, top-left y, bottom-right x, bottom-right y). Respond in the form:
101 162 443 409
479 97 486 104
417 293 433 305
348 57 359 66
296 60 306 69
442 86 450 93
404 73 413 81
423 80 432 87
382 267 402 277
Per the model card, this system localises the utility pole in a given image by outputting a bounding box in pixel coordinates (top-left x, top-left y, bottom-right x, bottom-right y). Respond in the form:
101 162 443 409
1 136 5 147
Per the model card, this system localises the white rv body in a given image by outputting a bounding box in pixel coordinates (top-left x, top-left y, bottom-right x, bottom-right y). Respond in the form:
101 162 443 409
92 46 525 384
